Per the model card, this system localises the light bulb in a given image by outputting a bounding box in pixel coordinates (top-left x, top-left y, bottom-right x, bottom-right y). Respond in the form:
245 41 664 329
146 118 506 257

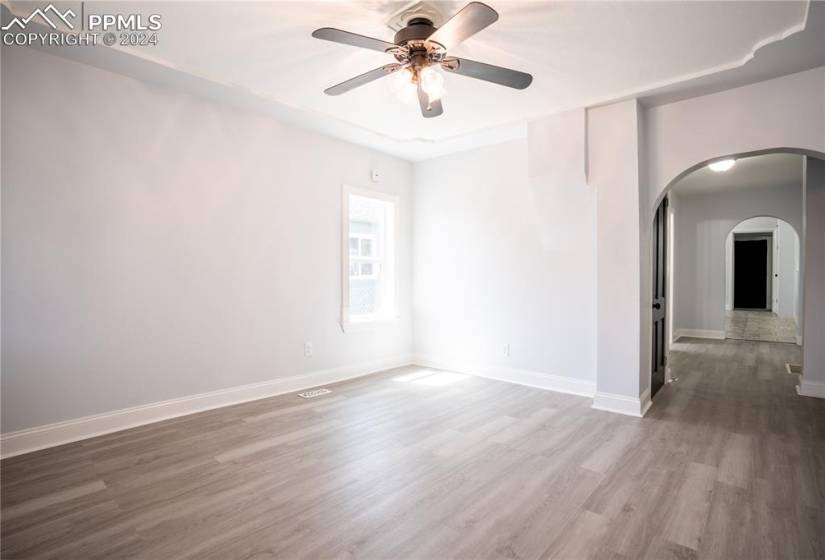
708 159 736 172
419 66 445 103
389 67 417 105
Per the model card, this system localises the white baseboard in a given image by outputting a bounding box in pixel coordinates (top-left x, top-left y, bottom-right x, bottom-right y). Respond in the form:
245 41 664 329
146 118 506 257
639 388 652 416
411 355 596 398
674 328 726 341
592 388 651 418
411 355 655 419
797 379 825 399
0 354 413 459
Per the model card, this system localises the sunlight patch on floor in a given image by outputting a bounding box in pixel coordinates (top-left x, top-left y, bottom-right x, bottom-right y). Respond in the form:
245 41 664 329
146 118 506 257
392 368 469 387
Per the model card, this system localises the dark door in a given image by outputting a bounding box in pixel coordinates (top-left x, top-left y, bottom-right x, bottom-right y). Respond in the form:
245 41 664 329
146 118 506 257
733 238 769 309
651 197 667 398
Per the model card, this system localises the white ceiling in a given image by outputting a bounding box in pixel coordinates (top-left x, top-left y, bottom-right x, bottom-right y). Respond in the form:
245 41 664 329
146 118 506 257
108 0 808 137
7 1 821 160
671 153 804 196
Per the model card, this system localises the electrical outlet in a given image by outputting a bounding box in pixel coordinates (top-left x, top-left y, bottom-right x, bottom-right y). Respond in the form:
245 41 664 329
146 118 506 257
304 342 313 357
504 343 510 357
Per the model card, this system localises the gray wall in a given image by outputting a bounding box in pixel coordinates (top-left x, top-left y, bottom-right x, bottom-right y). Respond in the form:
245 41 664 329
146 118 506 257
1 47 413 432
590 100 644 400
777 220 803 324
672 184 802 335
802 157 825 393
412 137 597 389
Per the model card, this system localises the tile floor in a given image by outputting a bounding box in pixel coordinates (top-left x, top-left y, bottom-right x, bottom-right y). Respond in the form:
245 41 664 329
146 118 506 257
725 309 797 344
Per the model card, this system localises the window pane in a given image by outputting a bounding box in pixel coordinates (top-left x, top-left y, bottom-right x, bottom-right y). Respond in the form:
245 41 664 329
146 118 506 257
360 238 373 257
350 277 376 315
347 192 395 322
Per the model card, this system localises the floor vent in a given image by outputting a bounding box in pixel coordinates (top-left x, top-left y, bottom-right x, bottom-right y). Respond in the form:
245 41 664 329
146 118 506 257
297 388 332 399
785 363 802 375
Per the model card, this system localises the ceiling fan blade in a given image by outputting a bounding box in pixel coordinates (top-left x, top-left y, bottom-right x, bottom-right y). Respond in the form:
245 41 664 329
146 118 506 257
312 27 397 53
324 64 403 96
442 57 532 89
427 2 498 50
417 82 444 118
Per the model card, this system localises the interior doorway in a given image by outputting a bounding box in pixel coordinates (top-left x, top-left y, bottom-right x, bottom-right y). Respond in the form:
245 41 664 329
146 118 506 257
651 196 668 398
724 216 800 344
653 152 811 401
733 232 772 310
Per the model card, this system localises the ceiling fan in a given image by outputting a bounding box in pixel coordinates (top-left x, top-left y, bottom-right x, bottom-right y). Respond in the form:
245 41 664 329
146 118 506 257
311 2 532 118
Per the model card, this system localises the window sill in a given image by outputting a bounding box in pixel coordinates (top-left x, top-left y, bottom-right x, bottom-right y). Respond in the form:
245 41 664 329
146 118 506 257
341 317 399 333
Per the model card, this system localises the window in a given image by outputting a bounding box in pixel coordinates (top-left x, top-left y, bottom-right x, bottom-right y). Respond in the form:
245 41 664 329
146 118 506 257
348 233 378 278
342 186 397 327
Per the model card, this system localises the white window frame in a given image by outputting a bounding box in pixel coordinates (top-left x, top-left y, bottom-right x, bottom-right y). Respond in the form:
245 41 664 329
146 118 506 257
341 185 399 332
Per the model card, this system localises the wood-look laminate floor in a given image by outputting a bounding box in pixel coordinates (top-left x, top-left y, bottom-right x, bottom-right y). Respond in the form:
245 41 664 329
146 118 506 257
2 339 823 560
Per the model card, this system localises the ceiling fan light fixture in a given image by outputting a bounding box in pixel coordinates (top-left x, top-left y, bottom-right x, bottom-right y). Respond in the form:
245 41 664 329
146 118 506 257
419 66 445 102
708 159 736 172
389 67 418 104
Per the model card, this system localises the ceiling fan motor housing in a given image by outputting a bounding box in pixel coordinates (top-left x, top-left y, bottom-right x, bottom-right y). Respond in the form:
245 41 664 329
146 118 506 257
393 18 437 46
392 17 447 71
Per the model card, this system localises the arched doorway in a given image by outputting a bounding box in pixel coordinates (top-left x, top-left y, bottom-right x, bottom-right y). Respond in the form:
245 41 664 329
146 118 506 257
724 217 801 344
648 150 820 399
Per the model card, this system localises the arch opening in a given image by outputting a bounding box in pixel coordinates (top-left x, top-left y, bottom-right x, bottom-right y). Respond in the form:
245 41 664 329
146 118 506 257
724 216 801 344
651 147 825 216
647 149 818 400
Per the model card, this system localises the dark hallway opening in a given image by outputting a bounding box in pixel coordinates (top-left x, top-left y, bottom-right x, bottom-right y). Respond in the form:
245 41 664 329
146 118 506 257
733 235 771 310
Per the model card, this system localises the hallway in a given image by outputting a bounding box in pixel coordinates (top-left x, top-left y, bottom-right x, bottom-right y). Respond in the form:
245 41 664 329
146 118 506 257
725 310 798 344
